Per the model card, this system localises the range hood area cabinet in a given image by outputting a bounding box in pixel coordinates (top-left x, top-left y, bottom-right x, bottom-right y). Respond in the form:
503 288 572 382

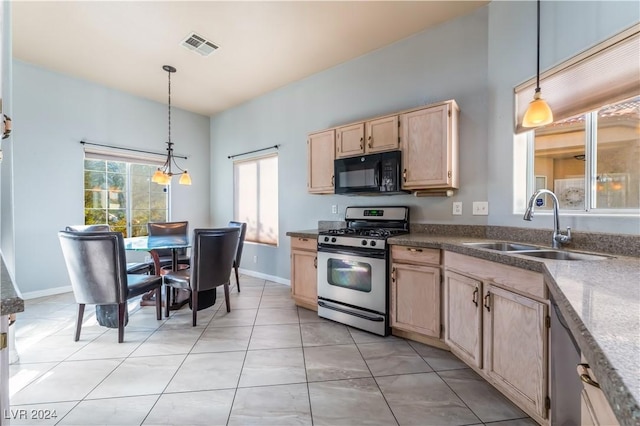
400 100 459 191
306 99 459 195
336 115 399 159
307 129 336 193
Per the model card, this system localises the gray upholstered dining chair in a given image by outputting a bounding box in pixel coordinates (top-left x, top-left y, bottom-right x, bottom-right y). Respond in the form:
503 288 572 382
65 224 151 275
227 221 247 292
147 221 190 272
58 230 163 343
163 228 240 326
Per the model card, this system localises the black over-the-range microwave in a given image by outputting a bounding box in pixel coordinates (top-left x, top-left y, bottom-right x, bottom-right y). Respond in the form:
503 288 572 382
334 150 409 195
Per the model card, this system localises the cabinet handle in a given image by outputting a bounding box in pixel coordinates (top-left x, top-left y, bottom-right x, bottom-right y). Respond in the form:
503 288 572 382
483 292 491 312
331 175 335 185
391 267 396 282
403 169 407 182
368 136 372 149
299 238 308 242
448 171 452 179
578 364 601 388
407 248 423 252
314 257 317 269
472 287 478 307
360 137 364 142
360 144 363 150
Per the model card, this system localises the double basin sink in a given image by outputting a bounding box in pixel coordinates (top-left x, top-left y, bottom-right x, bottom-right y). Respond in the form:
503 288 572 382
464 242 612 261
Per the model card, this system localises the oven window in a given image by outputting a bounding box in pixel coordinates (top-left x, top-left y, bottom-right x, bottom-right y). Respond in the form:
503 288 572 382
327 258 372 292
339 168 376 188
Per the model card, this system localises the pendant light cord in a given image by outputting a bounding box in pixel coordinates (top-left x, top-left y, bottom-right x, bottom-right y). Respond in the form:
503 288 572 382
536 0 541 91
167 69 172 144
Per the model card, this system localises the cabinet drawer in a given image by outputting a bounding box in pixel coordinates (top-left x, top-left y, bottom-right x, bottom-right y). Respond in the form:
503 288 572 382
291 236 317 251
391 245 440 265
445 251 546 300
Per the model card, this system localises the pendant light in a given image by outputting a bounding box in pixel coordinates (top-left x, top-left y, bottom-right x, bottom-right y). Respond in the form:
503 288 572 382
152 65 192 185
522 0 553 128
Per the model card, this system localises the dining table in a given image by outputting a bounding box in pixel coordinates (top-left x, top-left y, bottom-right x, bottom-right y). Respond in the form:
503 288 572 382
124 234 192 311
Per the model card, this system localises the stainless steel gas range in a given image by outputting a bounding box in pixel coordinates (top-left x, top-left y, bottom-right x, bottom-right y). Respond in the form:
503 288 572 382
317 206 409 336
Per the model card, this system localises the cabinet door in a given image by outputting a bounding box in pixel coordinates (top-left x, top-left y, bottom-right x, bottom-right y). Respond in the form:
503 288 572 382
336 123 365 158
366 116 398 153
291 249 318 309
484 284 548 420
444 271 482 369
400 104 453 189
390 262 440 337
308 130 335 193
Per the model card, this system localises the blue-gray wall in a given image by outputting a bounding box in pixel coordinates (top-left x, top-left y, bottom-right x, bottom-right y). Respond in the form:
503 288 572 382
210 1 639 282
9 61 211 296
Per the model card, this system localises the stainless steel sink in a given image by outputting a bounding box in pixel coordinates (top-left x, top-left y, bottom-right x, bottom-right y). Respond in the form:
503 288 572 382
464 242 541 252
517 250 612 261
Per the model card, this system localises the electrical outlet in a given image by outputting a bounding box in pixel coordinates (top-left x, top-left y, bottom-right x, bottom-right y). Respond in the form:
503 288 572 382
452 202 462 216
253 255 258 263
472 201 489 216
332 205 338 214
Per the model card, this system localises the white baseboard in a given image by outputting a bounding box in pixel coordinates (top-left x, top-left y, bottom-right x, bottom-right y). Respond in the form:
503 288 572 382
238 268 290 286
21 271 289 300
20 285 73 300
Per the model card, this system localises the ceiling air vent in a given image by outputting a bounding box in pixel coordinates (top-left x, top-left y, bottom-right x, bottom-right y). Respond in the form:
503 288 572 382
180 32 219 57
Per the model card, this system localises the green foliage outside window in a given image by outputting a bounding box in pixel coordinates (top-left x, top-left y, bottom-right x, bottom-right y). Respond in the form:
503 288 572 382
84 159 168 236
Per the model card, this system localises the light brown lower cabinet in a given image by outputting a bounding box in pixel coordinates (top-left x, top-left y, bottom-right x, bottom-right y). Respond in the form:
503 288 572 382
578 363 619 426
444 252 549 424
390 246 441 338
290 237 317 311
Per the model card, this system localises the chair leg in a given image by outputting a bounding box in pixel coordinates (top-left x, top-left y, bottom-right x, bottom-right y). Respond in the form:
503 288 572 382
224 283 231 313
164 286 171 318
155 287 162 320
234 265 240 292
118 303 126 343
191 290 198 327
75 304 85 342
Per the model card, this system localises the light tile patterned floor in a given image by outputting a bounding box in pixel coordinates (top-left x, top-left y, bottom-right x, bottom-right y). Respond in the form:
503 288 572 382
9 276 537 425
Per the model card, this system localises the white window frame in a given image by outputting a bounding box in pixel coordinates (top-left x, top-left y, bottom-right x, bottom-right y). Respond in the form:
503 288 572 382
83 153 169 237
516 24 640 217
525 109 640 215
233 153 279 246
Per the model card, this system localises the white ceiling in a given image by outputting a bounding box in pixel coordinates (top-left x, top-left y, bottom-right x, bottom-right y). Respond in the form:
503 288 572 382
12 1 489 117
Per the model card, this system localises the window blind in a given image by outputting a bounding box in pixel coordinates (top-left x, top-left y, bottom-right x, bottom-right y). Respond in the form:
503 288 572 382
514 25 640 134
83 146 165 167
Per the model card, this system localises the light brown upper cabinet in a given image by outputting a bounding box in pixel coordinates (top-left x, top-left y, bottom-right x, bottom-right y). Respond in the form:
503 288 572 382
400 100 459 190
308 99 459 194
307 129 335 194
336 116 399 159
366 115 399 154
335 123 365 158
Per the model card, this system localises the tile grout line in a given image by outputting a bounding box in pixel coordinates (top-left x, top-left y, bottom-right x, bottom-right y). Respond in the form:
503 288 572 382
225 279 264 425
296 306 315 425
349 328 401 426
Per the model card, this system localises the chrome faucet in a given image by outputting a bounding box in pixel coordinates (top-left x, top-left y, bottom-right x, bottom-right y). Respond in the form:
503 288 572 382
523 189 572 249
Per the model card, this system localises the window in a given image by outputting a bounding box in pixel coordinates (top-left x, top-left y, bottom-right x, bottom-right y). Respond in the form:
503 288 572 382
530 97 639 212
516 25 640 214
84 159 168 236
234 154 279 245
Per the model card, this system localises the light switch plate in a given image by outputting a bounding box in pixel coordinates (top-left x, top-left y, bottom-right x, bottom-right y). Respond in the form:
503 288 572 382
472 201 489 216
452 202 462 216
331 205 338 214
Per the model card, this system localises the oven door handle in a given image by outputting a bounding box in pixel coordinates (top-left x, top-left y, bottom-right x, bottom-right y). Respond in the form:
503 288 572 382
318 301 384 322
317 246 386 259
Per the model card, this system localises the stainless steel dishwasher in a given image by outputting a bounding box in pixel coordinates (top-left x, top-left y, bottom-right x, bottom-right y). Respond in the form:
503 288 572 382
550 295 582 425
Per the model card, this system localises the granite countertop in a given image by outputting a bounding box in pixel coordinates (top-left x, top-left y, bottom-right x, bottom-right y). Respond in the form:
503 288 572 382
286 230 319 239
1 255 24 316
286 229 640 423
